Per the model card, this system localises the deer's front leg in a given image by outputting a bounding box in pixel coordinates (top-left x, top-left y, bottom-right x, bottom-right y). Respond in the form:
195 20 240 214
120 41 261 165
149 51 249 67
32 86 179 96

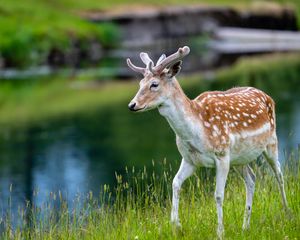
171 159 195 227
215 154 230 239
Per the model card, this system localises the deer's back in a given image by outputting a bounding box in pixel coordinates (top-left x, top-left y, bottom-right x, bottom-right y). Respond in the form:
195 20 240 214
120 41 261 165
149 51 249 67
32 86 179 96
192 87 276 164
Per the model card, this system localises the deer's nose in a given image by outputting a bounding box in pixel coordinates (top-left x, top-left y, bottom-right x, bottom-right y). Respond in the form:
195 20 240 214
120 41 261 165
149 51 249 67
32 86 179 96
128 102 136 111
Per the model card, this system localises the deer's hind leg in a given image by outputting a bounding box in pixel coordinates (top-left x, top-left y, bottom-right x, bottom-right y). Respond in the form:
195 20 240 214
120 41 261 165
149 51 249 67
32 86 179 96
235 164 256 230
263 140 289 211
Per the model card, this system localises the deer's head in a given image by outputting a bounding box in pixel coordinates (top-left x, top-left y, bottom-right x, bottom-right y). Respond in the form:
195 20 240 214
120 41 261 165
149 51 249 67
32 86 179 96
127 46 190 112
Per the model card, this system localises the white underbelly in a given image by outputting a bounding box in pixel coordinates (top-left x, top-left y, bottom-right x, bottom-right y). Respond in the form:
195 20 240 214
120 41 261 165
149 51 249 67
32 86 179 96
176 129 275 168
230 146 264 165
229 133 271 165
189 151 215 168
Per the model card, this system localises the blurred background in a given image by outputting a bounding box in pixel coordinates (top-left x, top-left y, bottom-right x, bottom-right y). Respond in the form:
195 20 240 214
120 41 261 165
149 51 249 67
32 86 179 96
0 0 300 222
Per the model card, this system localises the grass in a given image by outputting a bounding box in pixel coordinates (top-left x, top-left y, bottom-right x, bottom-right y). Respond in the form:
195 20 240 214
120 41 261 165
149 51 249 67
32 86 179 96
0 0 299 68
2 152 300 239
0 0 120 68
0 52 300 130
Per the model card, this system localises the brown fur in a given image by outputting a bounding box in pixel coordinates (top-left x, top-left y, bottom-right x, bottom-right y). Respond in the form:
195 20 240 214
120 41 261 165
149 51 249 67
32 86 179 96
192 87 275 151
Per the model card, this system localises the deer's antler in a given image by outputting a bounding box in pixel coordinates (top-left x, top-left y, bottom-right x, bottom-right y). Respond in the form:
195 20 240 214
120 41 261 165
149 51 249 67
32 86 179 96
126 58 146 75
126 46 190 75
153 46 190 74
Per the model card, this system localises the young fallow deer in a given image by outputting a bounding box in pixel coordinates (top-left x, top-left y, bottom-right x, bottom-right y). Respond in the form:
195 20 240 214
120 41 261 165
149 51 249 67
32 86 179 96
127 46 289 238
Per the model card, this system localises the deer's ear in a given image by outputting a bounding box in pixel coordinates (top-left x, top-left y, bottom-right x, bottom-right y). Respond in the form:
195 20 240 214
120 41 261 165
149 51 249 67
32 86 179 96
167 61 182 78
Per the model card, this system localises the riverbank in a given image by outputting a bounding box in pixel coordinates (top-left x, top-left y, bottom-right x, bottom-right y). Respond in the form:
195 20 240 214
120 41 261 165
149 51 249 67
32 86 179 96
0 52 299 130
0 1 299 71
2 156 300 239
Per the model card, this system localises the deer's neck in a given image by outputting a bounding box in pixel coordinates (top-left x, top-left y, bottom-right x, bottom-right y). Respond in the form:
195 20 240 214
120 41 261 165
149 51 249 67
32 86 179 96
158 80 202 141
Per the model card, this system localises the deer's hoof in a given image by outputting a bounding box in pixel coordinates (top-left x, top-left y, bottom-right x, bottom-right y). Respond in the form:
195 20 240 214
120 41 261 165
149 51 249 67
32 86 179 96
242 223 250 231
217 226 224 240
285 207 293 219
171 219 181 228
171 220 183 236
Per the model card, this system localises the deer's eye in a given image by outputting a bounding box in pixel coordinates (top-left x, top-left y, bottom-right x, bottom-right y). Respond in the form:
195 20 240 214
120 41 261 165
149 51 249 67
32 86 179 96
150 82 159 89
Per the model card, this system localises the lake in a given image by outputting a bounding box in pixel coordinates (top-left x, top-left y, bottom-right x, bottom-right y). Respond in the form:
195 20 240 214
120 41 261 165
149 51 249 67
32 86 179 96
0 67 300 223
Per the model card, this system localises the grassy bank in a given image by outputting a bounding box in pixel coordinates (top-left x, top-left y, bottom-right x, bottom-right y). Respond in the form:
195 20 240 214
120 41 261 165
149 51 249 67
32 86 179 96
0 0 299 68
2 155 300 239
0 1 120 68
0 52 300 130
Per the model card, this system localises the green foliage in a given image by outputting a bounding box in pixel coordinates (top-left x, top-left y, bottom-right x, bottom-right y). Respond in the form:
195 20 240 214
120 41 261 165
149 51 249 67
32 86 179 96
96 23 121 48
1 154 300 239
212 54 300 99
0 0 120 68
0 0 299 68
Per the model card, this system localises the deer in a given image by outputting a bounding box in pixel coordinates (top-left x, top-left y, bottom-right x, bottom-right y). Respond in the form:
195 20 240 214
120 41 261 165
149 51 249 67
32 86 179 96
126 46 289 238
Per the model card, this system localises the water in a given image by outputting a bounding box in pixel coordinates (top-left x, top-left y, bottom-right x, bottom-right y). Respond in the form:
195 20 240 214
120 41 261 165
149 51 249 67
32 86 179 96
0 70 300 221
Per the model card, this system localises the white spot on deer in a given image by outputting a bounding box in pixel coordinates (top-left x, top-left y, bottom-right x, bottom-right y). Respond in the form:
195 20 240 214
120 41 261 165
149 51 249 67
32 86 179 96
233 115 238 120
268 103 272 108
213 125 220 133
248 119 252 123
204 121 210 128
216 116 221 120
224 124 229 134
237 113 240 117
243 122 248 127
251 114 257 118
242 113 249 117
236 107 240 111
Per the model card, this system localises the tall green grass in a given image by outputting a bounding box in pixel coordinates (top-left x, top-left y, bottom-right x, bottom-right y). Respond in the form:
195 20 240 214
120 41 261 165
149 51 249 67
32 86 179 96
2 152 300 239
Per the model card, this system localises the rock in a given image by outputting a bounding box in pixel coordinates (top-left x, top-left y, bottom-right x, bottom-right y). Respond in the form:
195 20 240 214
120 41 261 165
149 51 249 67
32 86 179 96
83 5 297 43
